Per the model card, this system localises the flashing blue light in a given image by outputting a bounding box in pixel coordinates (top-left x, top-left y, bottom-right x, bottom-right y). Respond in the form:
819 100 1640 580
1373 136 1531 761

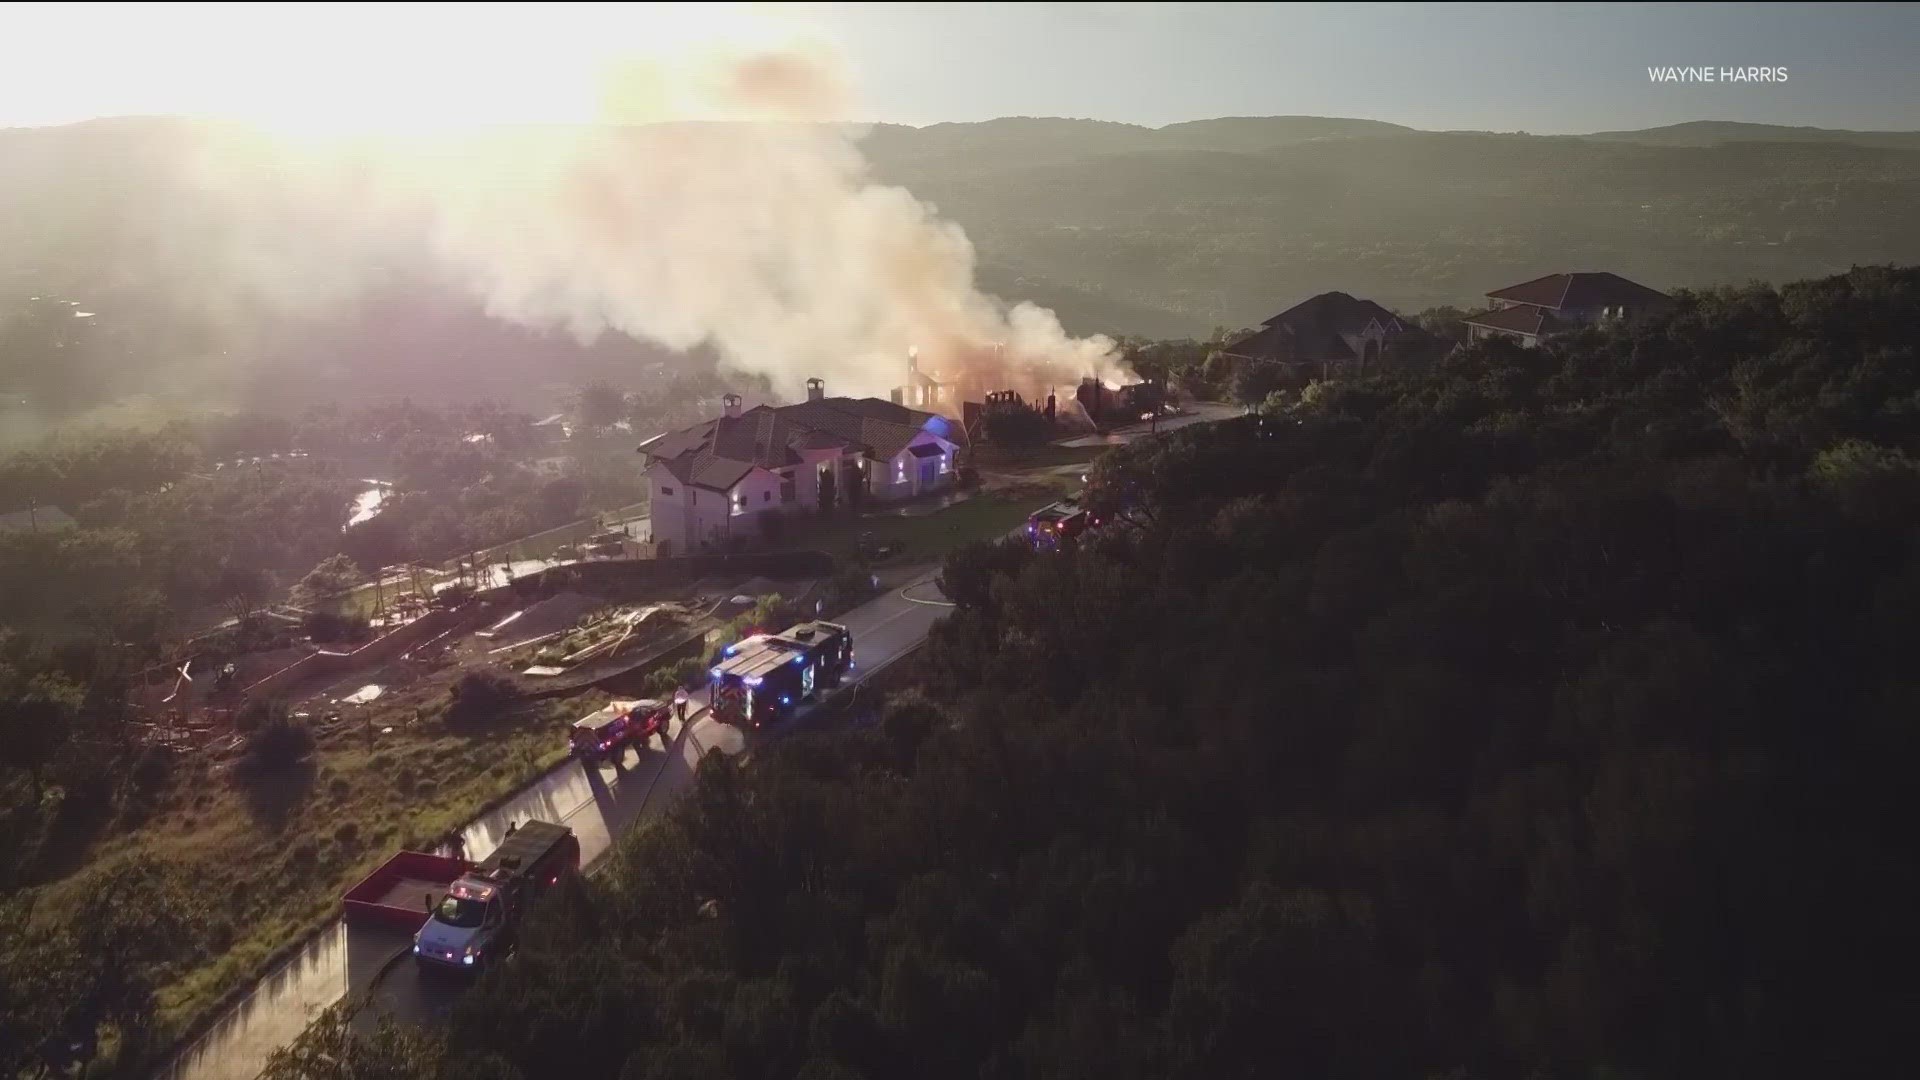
724 645 737 656
792 655 806 666
709 667 723 680
745 676 762 687
781 695 791 706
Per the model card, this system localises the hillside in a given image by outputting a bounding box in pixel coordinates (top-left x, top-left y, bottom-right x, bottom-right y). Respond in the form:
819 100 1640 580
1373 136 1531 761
2 115 1918 417
856 120 1920 336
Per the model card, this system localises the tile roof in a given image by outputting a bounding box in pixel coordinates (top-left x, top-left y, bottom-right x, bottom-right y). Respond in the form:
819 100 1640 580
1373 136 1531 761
1464 305 1568 337
640 396 947 489
1485 272 1670 311
1225 291 1427 363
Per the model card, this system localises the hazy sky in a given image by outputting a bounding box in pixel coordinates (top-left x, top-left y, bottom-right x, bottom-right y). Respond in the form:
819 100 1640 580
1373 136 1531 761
2 1 1916 133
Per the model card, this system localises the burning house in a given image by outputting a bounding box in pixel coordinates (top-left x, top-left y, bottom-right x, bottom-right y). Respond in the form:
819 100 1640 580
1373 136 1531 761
889 346 1150 441
638 378 968 557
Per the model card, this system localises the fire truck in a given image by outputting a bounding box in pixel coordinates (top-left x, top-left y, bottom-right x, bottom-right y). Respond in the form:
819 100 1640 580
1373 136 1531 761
1026 499 1098 549
412 820 578 974
708 621 854 729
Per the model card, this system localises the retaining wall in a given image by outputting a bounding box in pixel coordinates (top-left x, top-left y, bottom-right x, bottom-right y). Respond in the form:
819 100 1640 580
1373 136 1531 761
241 603 491 703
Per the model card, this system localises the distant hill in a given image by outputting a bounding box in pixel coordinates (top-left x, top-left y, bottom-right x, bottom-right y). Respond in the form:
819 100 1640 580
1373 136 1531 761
856 117 1920 337
2 113 1917 418
1582 120 1920 150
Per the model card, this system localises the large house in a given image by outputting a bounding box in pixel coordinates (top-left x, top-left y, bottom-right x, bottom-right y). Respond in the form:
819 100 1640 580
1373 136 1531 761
1466 272 1673 347
638 379 965 556
1221 292 1435 379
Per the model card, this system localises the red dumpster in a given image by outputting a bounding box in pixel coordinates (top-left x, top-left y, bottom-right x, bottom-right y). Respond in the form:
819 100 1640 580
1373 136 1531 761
342 851 474 933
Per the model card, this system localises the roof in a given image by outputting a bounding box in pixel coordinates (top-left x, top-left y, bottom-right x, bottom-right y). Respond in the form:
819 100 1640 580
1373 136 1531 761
1485 272 1670 311
1225 292 1426 363
0 505 76 531
908 442 945 458
1463 305 1570 337
475 820 571 877
641 395 948 490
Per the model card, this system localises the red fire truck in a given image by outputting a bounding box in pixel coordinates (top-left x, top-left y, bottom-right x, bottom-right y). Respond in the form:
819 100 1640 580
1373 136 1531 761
708 621 854 729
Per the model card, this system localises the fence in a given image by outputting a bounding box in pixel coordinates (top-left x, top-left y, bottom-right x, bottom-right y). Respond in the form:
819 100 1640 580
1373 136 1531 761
487 550 836 602
240 602 493 703
445 500 651 571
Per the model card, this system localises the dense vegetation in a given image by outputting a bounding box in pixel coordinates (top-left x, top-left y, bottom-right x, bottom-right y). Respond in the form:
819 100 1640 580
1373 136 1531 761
254 265 1920 1079
0 397 669 638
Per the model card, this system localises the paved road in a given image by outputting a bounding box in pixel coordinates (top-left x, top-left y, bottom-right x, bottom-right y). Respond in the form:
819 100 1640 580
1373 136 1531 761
157 573 951 1080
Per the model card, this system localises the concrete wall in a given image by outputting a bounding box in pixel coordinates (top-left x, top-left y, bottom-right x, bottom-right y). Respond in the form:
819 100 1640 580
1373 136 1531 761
241 603 491 704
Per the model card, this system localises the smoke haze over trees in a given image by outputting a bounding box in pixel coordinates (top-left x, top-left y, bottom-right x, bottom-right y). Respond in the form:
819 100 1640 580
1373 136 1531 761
256 266 1920 1080
9 114 1920 427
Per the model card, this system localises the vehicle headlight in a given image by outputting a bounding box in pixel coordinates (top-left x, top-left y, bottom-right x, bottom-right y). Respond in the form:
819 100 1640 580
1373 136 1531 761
412 943 421 954
462 954 474 966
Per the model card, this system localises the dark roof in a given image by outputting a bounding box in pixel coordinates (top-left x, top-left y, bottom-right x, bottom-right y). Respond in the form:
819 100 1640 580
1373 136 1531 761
1463 305 1568 337
908 442 945 458
1485 272 1670 310
1225 291 1425 363
640 395 947 490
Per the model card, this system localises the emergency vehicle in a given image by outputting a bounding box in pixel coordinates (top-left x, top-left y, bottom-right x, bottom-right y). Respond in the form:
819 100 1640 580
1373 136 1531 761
708 621 854 729
413 820 578 974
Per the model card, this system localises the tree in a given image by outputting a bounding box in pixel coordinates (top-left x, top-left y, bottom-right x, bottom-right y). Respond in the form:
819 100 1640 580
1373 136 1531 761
243 710 315 772
261 1006 447 1080
216 564 274 624
291 553 364 607
577 380 628 431
447 671 522 727
0 692 72 802
1229 359 1288 409
818 465 837 512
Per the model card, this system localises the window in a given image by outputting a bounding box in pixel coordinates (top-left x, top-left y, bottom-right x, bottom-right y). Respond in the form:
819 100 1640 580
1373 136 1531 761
763 491 771 503
938 454 950 474
660 485 674 496
895 459 907 483
731 491 746 515
780 472 796 503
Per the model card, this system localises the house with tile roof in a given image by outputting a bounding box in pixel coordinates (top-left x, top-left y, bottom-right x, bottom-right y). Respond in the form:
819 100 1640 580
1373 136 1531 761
636 378 965 556
1466 272 1673 347
1220 292 1437 380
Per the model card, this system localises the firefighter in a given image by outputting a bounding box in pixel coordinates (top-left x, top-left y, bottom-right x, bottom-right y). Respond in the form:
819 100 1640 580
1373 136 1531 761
673 685 690 726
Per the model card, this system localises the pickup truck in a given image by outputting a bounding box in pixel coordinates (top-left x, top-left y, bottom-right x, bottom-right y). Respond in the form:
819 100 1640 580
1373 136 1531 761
413 820 579 975
569 699 671 765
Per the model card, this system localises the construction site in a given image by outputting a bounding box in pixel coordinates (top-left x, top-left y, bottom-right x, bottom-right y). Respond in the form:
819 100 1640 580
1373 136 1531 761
128 554 831 762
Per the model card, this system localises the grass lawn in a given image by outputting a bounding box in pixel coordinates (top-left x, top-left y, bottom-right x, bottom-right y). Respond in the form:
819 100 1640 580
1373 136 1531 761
802 485 1066 562
27 677 606 1063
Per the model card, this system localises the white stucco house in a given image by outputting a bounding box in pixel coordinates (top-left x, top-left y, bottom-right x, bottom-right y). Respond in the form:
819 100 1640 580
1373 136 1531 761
637 379 967 556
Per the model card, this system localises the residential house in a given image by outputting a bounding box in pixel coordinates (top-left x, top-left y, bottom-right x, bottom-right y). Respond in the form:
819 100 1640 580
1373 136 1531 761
1221 292 1436 379
637 379 966 557
1466 272 1673 347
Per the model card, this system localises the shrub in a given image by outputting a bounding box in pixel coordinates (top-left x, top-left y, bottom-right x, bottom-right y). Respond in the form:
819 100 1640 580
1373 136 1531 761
303 609 368 643
644 657 708 697
234 700 277 734
759 509 787 544
334 821 360 844
447 670 522 727
244 713 315 772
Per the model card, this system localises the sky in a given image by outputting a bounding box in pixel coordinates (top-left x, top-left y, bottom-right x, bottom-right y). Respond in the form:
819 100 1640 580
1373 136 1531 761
1 1 1916 133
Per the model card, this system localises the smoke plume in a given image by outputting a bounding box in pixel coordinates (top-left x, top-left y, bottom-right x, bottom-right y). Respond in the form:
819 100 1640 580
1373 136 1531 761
182 40 1124 406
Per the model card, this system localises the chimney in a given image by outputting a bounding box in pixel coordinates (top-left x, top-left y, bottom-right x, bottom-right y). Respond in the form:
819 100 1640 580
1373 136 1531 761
722 393 742 419
806 377 824 402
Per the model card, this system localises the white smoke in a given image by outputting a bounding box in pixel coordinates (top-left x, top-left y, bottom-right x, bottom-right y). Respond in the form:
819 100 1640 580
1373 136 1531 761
185 40 1124 404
